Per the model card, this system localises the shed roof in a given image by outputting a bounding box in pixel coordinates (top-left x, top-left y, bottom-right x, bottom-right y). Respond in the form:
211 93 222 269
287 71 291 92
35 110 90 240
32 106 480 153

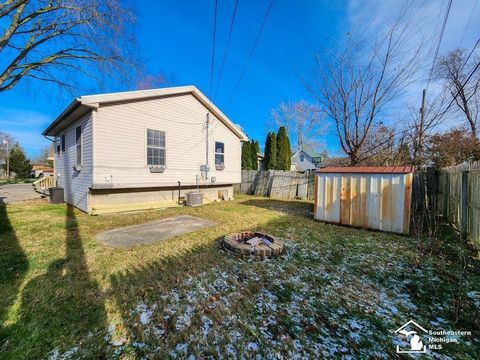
42 85 248 140
316 166 414 174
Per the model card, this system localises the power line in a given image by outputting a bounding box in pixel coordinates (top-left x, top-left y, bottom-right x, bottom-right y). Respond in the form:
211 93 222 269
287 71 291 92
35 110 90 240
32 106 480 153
213 0 239 100
426 0 453 90
460 37 480 73
209 0 218 99
227 0 274 107
434 58 480 122
459 0 478 47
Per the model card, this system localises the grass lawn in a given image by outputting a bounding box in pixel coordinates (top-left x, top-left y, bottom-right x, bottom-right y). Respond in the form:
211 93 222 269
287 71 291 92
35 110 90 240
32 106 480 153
0 196 479 359
0 178 35 186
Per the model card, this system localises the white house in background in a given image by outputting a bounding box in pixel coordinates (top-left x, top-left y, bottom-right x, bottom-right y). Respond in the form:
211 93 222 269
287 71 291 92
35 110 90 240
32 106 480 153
42 86 248 214
290 149 320 171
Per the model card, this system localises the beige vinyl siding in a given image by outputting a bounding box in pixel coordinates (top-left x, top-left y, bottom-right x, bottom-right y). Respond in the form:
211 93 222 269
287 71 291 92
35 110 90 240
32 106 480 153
92 94 242 187
54 112 93 212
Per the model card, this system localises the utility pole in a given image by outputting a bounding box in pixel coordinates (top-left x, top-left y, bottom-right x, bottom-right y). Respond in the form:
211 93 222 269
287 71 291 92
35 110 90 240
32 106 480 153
420 89 426 124
418 88 426 166
2 139 9 179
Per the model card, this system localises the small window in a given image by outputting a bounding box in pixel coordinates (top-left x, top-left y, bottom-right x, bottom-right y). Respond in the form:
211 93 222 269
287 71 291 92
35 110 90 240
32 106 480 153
300 154 304 162
147 129 165 166
61 134 66 152
75 126 82 165
215 142 224 166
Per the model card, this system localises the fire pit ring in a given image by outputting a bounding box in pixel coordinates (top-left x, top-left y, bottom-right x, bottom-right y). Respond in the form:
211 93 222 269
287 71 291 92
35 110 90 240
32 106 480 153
221 231 285 259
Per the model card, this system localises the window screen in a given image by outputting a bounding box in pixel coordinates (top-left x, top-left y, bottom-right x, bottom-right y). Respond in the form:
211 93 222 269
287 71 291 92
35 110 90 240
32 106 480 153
147 129 166 166
215 142 224 166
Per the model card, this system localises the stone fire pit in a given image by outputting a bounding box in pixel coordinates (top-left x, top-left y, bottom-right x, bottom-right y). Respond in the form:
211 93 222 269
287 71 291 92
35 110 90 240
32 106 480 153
221 231 285 259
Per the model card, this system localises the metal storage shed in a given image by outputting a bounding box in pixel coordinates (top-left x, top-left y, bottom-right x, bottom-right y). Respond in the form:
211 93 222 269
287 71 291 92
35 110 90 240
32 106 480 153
314 166 414 234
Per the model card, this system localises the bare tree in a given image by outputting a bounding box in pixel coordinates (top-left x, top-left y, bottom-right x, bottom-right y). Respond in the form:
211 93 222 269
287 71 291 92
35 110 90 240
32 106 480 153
135 72 176 90
34 145 53 166
306 13 423 165
271 100 327 155
0 0 137 93
403 91 449 166
0 132 15 161
436 49 480 137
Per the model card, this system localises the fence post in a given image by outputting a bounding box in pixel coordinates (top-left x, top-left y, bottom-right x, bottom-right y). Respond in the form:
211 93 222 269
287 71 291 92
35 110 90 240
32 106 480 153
461 171 468 239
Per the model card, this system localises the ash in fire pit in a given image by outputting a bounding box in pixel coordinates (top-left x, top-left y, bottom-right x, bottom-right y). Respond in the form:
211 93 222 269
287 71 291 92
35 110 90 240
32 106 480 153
221 231 285 259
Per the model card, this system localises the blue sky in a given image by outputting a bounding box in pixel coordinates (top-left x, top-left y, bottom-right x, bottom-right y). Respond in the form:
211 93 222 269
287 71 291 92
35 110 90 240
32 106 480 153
0 0 479 158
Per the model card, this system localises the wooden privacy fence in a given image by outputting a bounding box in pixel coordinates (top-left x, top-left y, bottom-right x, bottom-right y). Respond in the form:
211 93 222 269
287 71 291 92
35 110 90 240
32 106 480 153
234 170 316 200
435 161 480 247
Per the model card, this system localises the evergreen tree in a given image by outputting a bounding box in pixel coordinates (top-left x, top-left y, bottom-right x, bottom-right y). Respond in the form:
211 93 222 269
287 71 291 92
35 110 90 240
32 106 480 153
250 140 258 170
254 140 260 153
276 126 292 170
241 141 253 169
9 143 32 178
264 132 277 170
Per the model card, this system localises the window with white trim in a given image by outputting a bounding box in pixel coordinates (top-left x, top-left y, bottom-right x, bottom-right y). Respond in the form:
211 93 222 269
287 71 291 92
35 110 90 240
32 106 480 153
75 126 82 165
300 154 304 162
147 129 165 166
215 142 224 166
61 134 66 153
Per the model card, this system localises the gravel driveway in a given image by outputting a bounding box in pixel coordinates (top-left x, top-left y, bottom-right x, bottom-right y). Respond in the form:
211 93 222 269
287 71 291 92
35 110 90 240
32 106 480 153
0 184 44 204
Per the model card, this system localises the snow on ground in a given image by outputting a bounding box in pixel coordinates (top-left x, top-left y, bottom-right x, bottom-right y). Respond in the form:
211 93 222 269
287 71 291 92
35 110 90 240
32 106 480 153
50 235 478 359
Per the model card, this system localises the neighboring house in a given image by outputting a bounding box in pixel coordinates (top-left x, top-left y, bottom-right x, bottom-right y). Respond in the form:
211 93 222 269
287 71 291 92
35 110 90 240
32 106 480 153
257 153 266 170
31 165 54 178
42 86 248 214
317 156 350 168
291 149 320 171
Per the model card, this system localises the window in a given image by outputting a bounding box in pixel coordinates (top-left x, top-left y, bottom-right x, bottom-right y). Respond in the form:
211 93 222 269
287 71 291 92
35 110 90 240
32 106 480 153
215 142 224 166
61 134 66 152
147 129 165 166
300 154 304 162
56 143 61 156
75 126 82 165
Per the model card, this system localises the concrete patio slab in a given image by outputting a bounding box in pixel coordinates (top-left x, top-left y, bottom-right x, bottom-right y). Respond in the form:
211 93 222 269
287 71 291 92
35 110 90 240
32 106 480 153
96 215 215 248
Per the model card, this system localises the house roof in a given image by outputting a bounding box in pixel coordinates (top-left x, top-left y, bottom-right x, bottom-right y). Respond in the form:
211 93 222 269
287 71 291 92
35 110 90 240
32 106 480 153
291 148 312 158
42 85 248 141
32 165 53 171
316 166 415 174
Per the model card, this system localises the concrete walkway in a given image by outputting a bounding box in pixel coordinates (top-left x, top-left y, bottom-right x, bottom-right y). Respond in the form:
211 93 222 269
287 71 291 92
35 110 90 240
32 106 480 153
0 183 44 204
96 215 215 248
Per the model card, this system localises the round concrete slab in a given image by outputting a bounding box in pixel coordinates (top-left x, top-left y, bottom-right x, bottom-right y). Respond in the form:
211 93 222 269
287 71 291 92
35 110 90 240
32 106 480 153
95 215 215 248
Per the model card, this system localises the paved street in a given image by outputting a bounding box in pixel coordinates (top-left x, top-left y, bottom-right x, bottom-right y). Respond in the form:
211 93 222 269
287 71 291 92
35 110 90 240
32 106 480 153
0 184 44 204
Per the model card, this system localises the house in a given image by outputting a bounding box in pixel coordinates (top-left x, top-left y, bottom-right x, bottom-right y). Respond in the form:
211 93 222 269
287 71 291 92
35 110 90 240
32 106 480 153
42 86 248 214
290 149 321 171
31 165 54 178
317 156 350 168
257 153 266 170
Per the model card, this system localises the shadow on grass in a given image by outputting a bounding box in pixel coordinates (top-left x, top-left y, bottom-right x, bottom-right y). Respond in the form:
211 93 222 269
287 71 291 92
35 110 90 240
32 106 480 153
241 198 314 219
109 237 229 358
0 203 28 329
0 205 106 358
